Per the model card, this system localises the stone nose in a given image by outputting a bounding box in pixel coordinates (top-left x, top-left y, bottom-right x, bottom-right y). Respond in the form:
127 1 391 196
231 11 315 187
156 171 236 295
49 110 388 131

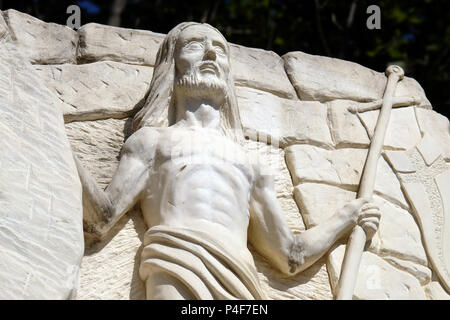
203 41 217 61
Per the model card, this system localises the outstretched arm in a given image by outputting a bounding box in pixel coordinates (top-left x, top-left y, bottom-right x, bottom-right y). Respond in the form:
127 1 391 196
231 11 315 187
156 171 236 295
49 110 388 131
248 171 379 276
75 127 158 238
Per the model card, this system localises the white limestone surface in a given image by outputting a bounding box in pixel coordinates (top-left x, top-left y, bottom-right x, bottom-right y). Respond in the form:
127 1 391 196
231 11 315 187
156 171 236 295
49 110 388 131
77 23 165 66
33 62 154 122
0 19 83 299
2 9 450 300
2 9 77 64
283 51 431 109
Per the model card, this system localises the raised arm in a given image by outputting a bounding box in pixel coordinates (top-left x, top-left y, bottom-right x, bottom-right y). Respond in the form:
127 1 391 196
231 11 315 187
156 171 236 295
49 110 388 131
75 127 159 238
248 170 380 276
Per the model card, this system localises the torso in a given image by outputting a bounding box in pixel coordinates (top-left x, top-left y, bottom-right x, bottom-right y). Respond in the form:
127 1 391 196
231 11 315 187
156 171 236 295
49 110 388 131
137 126 255 250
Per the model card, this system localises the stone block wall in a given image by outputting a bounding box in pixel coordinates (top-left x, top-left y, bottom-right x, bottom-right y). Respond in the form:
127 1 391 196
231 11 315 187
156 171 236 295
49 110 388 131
1 9 449 300
0 12 83 299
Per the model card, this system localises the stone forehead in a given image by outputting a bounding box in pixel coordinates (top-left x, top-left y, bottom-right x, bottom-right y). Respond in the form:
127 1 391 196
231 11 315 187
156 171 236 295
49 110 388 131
178 24 228 45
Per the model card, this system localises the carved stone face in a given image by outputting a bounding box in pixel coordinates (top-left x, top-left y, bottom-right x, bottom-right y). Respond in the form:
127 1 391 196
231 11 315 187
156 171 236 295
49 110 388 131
174 24 230 93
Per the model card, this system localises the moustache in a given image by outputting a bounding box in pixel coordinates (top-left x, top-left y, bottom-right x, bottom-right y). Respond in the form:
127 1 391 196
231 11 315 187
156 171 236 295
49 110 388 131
197 62 220 76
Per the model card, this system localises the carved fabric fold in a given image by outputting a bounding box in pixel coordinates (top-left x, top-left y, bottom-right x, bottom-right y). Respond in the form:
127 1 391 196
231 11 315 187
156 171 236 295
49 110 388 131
139 225 267 300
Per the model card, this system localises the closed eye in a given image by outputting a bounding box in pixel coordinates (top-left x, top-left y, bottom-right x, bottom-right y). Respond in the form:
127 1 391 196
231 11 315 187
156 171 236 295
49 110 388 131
214 45 226 56
184 41 204 51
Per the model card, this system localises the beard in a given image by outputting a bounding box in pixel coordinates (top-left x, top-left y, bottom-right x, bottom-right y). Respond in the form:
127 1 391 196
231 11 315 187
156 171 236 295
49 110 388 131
175 71 228 101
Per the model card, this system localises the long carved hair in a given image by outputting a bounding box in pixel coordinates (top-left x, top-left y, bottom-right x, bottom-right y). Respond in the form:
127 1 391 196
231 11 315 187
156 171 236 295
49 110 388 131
132 22 244 143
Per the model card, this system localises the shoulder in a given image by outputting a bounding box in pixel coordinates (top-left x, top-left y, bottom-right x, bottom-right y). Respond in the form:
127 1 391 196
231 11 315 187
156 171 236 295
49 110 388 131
121 126 161 160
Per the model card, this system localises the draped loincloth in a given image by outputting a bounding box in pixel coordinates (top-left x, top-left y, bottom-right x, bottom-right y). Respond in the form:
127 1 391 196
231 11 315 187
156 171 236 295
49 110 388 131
139 225 267 300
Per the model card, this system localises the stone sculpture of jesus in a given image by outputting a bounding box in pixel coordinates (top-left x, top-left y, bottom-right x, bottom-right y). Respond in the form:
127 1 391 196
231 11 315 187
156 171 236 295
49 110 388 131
76 22 380 300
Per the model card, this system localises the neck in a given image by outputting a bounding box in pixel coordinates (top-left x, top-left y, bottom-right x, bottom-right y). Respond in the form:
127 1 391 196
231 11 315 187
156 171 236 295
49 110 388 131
175 94 222 130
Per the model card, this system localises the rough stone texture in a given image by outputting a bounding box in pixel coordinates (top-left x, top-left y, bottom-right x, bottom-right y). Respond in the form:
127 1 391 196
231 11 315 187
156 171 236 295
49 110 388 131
33 62 153 122
293 184 417 261
293 182 429 297
283 51 384 102
66 118 146 299
436 171 450 275
395 147 450 292
5 9 450 300
415 108 450 161
286 145 409 209
65 118 132 189
237 87 333 148
425 280 450 300
328 100 370 148
243 140 306 234
368 196 427 266
383 257 431 285
243 140 332 300
283 51 431 109
230 44 297 99
417 132 442 166
2 9 77 64
253 253 333 300
0 10 7 38
369 155 410 209
358 107 422 151
294 183 355 228
77 23 165 66
384 150 416 173
78 208 146 300
327 245 427 300
286 146 366 188
0 26 83 299
396 77 432 108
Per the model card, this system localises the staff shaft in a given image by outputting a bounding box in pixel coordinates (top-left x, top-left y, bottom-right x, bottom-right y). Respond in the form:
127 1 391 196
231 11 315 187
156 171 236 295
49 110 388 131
335 66 404 300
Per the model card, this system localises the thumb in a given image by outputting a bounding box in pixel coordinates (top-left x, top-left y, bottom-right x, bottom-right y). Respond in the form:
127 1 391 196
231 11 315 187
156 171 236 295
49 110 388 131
352 197 371 209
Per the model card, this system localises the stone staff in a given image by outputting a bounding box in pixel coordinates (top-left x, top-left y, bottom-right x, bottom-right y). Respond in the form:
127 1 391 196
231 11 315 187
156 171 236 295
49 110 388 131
336 65 405 300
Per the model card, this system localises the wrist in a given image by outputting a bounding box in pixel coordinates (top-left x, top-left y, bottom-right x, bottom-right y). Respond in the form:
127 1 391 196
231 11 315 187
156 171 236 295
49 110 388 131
333 209 356 238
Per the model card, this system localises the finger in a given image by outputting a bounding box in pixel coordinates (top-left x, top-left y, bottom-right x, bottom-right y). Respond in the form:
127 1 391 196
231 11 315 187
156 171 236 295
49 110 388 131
360 222 380 234
360 208 381 214
359 217 380 226
360 203 379 211
359 216 380 226
361 222 378 234
360 214 380 222
352 197 370 209
359 209 381 218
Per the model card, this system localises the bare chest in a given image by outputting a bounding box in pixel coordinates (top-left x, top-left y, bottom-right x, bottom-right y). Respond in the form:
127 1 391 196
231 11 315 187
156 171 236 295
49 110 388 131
154 127 250 169
141 128 254 230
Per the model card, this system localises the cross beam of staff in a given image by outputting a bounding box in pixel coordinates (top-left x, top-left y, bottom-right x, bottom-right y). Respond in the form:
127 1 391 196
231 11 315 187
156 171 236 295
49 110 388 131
335 65 405 300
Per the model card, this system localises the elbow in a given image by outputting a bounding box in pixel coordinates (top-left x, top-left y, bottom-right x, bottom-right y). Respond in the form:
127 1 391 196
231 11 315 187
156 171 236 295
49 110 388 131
103 196 115 222
286 236 306 275
272 235 306 276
